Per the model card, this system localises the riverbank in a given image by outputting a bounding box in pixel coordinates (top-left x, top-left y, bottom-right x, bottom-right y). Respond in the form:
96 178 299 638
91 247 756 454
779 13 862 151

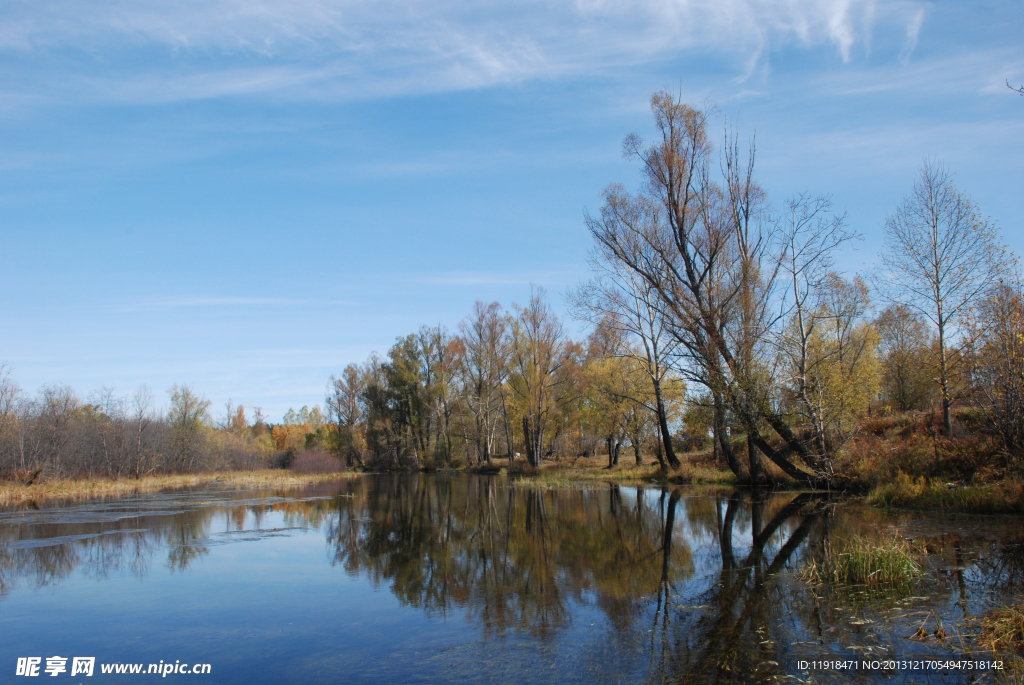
5 450 1022 515
0 470 354 507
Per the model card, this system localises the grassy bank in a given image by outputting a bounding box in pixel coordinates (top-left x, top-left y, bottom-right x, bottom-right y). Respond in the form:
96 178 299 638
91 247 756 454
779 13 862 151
0 470 353 507
471 455 736 488
868 473 1024 514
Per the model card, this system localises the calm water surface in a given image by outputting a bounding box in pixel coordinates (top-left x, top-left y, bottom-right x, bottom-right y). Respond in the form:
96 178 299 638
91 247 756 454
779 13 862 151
1 474 1022 684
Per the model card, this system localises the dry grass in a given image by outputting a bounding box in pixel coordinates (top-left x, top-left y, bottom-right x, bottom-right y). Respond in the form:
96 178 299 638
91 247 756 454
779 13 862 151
668 461 737 485
0 470 354 507
497 457 668 487
801 534 924 590
505 455 736 488
868 473 1024 514
978 601 1024 683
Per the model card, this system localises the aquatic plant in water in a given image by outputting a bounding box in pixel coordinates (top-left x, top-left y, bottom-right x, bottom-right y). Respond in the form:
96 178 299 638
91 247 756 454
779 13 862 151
801 534 924 589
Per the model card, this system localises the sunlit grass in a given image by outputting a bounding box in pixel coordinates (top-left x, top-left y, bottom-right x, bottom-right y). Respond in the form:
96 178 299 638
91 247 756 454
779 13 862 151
979 601 1024 684
668 461 736 485
0 470 354 507
801 534 924 590
869 473 1024 514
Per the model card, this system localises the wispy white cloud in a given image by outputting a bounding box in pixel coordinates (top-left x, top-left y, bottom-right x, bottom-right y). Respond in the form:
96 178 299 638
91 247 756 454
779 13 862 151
0 0 930 103
898 6 925 64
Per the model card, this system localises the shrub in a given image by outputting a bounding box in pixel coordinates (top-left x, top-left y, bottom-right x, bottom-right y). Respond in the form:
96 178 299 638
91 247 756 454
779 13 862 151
289 451 345 474
271 450 294 469
507 459 538 477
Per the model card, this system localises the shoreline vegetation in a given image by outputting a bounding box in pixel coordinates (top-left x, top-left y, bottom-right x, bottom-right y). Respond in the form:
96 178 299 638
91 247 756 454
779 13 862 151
4 425 1023 515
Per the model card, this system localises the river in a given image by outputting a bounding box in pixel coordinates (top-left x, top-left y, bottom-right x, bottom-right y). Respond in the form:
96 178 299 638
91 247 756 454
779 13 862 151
1 474 1021 683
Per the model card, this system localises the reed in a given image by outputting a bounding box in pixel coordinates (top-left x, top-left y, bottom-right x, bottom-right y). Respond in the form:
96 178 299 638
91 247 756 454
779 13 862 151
979 601 1024 684
802 534 923 589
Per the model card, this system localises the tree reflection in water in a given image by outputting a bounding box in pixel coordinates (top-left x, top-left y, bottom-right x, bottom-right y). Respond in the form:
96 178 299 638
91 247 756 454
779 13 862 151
1 476 1021 683
326 476 695 638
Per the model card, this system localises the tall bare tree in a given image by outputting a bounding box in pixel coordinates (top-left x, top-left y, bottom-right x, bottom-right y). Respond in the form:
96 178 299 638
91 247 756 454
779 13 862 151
327 364 368 468
879 161 1002 434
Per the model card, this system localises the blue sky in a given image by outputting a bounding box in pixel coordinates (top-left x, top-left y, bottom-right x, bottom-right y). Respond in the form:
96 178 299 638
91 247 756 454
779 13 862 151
1 0 1021 421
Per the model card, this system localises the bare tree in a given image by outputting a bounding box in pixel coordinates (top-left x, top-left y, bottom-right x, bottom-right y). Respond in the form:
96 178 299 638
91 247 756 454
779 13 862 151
878 161 1003 434
166 384 211 472
777 196 861 464
131 385 154 477
458 301 510 464
586 92 861 485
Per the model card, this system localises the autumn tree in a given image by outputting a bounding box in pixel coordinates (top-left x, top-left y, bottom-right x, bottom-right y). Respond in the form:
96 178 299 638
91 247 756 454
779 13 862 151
507 288 572 467
964 280 1024 454
573 191 682 469
875 305 934 411
327 364 368 468
783 274 879 456
587 92 838 485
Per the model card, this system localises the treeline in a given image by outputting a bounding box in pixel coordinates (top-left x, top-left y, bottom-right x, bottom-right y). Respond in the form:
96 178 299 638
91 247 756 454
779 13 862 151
324 93 1023 483
0 382 272 480
325 294 686 471
1 90 1021 484
0 377 352 479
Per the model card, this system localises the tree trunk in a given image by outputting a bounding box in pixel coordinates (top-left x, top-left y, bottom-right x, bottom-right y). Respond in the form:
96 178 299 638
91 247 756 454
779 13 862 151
714 396 743 476
654 438 667 471
747 434 764 483
523 417 538 467
653 379 680 468
938 308 953 436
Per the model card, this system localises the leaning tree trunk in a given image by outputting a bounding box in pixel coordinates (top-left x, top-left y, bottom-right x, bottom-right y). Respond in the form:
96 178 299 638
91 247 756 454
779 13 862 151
714 395 743 476
653 379 681 468
747 434 764 484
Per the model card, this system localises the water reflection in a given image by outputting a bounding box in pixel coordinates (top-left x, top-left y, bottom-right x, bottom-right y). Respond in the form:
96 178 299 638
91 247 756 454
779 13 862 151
1 476 1021 683
326 477 694 637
